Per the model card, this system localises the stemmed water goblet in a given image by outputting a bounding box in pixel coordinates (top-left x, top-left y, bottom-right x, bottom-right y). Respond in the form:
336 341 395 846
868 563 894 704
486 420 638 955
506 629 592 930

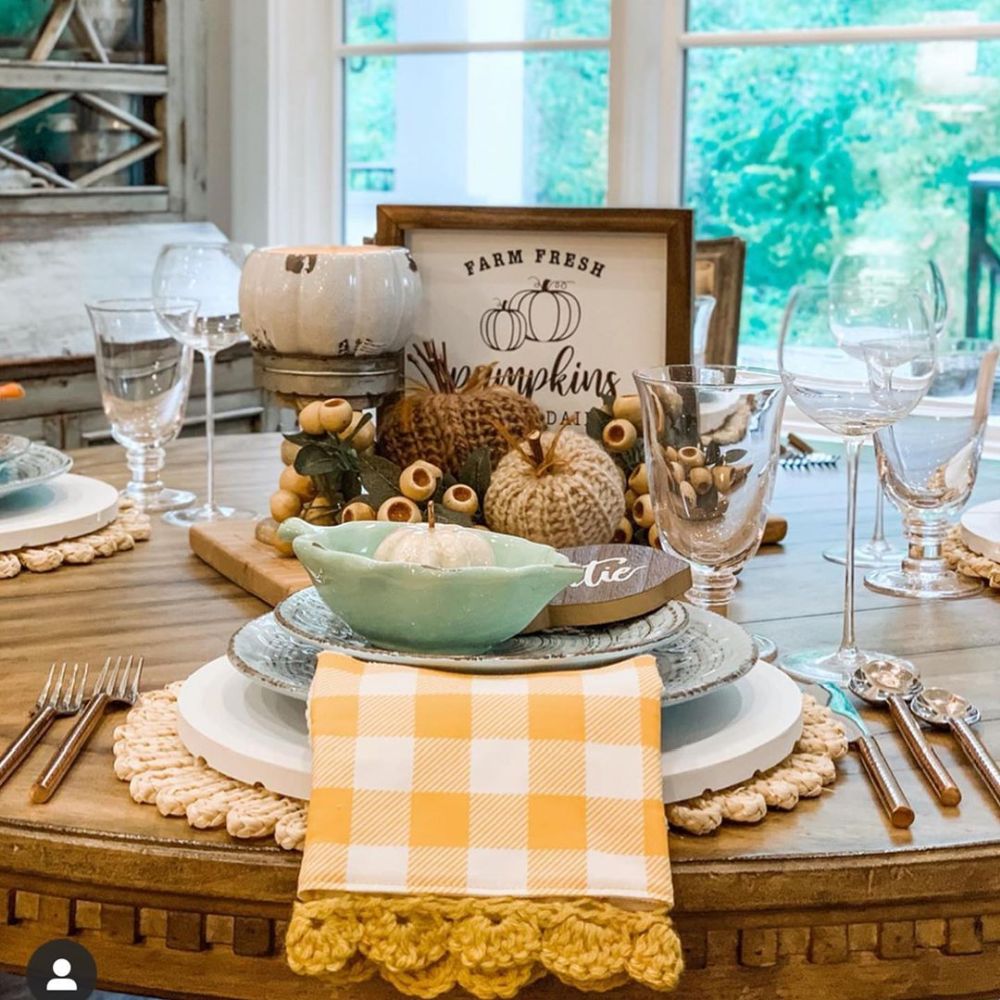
778 284 936 684
866 340 999 600
87 298 196 512
634 366 786 651
824 252 948 568
152 242 255 526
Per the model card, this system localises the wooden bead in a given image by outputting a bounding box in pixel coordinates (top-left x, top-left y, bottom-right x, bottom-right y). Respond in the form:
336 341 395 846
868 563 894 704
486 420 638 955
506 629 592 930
341 501 376 523
648 523 662 549
612 394 643 428
278 464 316 500
400 463 437 502
414 460 444 482
269 489 302 523
679 481 697 507
254 517 294 556
664 445 679 463
689 466 713 495
678 446 705 469
624 488 637 514
304 497 337 525
298 400 324 436
280 439 301 466
319 397 353 434
377 496 421 523
339 411 376 451
712 465 733 493
669 461 686 486
632 493 655 529
443 484 479 515
602 418 638 453
612 517 634 544
628 463 649 496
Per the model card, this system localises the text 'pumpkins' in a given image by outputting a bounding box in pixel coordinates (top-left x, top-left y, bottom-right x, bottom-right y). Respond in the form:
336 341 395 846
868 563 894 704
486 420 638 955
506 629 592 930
378 341 543 477
485 427 626 549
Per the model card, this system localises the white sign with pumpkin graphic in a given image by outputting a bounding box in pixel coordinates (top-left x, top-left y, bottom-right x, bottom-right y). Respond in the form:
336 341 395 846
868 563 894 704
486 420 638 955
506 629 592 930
375 208 694 429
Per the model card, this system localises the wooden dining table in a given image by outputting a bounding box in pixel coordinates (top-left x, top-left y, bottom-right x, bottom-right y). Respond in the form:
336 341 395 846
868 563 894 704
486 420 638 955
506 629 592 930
1 434 998 1000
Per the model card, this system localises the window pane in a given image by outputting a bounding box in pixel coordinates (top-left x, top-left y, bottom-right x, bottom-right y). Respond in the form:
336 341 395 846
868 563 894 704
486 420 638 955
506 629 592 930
689 1 1000 32
344 0 609 45
684 40 1000 356
344 50 608 242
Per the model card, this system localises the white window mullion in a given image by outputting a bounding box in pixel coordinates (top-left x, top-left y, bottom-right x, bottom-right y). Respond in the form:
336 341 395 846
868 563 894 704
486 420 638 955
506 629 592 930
607 0 685 208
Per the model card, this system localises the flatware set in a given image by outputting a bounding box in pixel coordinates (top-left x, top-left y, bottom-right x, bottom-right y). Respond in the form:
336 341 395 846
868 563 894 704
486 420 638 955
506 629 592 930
0 654 143 802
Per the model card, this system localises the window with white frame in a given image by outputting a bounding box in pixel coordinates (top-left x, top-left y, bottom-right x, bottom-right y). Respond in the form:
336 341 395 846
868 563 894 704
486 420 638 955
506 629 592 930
338 1 1000 355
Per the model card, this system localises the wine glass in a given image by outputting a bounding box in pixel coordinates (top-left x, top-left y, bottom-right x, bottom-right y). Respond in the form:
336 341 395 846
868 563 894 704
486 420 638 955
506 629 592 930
152 242 255 525
87 298 196 512
778 284 936 684
866 340 999 600
634 366 786 620
824 252 949 568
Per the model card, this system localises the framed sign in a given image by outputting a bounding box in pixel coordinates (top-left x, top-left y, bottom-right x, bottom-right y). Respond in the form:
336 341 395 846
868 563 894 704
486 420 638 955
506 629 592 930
695 237 746 368
375 205 694 428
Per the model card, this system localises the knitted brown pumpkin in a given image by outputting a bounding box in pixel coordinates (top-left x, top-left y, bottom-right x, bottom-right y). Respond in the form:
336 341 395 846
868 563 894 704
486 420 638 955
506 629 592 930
378 341 543 476
484 427 626 549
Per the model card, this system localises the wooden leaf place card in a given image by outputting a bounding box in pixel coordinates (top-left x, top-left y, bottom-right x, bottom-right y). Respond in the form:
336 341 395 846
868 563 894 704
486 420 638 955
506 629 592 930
528 544 692 631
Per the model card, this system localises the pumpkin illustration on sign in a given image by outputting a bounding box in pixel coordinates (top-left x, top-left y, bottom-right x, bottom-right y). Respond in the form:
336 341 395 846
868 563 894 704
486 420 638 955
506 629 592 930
479 299 528 352
509 277 582 344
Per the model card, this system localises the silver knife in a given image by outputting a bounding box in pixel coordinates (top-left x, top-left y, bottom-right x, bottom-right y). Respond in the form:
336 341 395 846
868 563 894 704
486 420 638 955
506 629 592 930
820 682 914 829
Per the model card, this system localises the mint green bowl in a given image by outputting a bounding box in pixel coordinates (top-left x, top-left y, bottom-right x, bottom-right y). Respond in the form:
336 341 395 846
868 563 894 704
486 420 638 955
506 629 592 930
278 519 584 655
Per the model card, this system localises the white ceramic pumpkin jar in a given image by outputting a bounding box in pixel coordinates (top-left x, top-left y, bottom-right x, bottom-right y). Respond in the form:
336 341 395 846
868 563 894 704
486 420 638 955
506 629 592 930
239 245 421 357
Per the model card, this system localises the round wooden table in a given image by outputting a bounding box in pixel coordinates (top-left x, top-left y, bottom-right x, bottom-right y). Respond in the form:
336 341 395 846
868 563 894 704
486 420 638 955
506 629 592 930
1 436 998 1000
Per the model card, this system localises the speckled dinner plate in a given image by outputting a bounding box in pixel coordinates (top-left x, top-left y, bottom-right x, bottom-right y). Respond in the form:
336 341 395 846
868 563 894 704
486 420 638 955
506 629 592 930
0 444 72 499
272 585 689 672
231 602 752 704
0 434 30 466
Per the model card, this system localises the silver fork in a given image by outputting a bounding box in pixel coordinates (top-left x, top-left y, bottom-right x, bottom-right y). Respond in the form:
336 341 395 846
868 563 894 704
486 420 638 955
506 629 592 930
30 654 144 804
0 662 88 790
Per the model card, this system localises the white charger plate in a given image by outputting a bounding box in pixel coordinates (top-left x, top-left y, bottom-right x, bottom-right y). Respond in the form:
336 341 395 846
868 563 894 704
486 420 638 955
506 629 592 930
177 656 793 804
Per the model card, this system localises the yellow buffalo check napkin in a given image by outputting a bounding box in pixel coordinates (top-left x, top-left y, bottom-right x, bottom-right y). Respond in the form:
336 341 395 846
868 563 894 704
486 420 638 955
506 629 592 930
285 652 682 998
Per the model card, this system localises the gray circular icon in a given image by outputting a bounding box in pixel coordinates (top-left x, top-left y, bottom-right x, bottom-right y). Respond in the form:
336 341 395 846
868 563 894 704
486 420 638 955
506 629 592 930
26 940 96 1000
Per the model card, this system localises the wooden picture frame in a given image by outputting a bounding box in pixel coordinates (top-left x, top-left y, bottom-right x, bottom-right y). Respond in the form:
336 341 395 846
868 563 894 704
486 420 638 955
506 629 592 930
695 236 746 367
375 204 694 427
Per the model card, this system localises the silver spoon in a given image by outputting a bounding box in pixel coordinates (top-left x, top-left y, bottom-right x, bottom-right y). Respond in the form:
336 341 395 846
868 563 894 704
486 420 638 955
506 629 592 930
850 660 961 807
911 688 1000 809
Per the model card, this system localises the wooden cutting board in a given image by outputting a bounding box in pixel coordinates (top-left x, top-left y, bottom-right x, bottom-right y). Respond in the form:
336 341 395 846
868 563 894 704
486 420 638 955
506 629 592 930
189 519 309 606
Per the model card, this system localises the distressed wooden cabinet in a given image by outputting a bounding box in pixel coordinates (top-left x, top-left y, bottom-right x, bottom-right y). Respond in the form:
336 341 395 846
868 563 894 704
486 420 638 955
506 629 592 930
0 2 266 445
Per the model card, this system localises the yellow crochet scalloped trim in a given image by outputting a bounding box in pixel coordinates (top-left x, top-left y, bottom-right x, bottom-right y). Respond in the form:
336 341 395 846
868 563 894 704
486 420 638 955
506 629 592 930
286 894 682 999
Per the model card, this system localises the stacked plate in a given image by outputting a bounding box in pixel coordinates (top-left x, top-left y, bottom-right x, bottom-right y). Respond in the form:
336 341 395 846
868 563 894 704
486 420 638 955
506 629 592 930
225 587 757 706
0 435 73 499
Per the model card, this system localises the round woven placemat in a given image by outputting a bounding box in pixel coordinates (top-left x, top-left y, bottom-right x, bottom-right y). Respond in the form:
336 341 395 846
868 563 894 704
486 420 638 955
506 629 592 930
112 685 847 845
0 497 151 578
943 524 1000 590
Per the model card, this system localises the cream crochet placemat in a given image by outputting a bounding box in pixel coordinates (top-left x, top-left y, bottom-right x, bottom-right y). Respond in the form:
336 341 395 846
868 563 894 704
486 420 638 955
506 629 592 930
943 525 1000 590
0 497 151 578
112 686 848 846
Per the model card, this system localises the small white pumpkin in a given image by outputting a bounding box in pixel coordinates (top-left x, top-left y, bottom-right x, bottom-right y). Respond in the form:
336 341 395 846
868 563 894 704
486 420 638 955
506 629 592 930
373 522 495 569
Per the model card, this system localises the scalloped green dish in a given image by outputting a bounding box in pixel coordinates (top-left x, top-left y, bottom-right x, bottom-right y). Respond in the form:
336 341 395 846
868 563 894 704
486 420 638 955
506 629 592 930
278 518 585 655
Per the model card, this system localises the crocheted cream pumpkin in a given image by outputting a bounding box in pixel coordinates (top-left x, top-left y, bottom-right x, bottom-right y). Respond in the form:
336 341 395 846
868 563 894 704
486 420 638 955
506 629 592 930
484 428 625 548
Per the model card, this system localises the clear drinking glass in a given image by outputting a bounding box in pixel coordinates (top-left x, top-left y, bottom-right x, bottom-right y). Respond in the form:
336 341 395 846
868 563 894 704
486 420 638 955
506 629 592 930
634 366 786 614
866 341 999 600
87 298 196 512
778 284 936 684
152 242 255 525
824 252 949 569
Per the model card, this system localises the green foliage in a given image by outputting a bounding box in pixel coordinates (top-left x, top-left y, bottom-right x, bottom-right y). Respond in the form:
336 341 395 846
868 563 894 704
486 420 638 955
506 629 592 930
687 0 1000 343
